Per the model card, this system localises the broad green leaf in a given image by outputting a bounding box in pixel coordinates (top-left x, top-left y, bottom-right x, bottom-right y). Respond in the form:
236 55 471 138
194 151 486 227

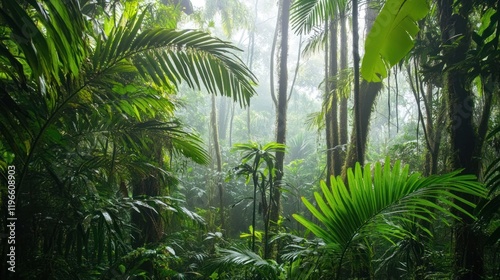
361 0 429 82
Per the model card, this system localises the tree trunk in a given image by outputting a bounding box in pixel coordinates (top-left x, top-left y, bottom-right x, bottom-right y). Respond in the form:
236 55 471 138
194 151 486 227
228 102 235 146
342 81 382 178
132 176 163 247
326 19 340 185
339 12 348 164
438 0 485 279
269 0 290 259
408 64 441 176
211 94 224 230
217 97 229 141
352 0 362 167
342 0 381 177
246 0 259 141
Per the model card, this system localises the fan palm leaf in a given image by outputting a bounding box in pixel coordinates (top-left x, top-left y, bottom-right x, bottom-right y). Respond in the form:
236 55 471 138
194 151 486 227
293 158 486 274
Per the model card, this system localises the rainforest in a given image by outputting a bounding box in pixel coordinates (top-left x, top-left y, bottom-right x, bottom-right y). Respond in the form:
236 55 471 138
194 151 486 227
0 0 499 279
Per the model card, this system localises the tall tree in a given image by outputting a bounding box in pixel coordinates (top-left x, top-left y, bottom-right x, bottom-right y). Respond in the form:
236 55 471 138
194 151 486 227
269 0 291 259
352 0 362 167
437 0 495 278
290 0 347 184
211 94 225 229
360 0 498 277
326 18 341 183
338 8 349 165
407 62 446 176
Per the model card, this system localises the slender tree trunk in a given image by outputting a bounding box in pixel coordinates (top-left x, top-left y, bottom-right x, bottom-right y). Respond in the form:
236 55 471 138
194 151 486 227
422 82 445 176
246 0 259 141
352 0 362 166
423 82 435 176
217 97 229 141
339 12 348 163
211 94 224 230
288 35 302 101
438 1 485 279
229 102 235 146
326 19 340 186
330 19 341 176
246 107 251 140
324 20 332 185
394 70 399 132
270 0 282 106
269 0 290 259
408 64 434 175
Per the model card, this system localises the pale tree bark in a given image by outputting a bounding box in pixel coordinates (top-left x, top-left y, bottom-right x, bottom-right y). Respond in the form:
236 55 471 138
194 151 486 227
269 0 290 259
210 94 224 230
217 97 229 141
245 0 260 141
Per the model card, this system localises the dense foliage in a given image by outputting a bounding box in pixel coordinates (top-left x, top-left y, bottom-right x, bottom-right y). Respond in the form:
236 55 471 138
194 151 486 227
0 0 499 279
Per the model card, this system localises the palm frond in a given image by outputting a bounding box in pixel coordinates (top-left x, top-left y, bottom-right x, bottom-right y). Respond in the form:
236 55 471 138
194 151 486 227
92 10 257 106
478 155 500 245
210 245 283 279
301 27 328 56
293 158 486 266
1 0 86 83
291 0 340 34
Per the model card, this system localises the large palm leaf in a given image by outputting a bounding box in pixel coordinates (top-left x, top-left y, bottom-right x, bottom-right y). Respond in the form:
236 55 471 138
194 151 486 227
293 158 486 275
91 9 257 106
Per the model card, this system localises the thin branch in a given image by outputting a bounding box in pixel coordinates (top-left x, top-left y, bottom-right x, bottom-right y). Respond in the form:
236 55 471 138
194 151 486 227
287 34 303 102
270 6 282 107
